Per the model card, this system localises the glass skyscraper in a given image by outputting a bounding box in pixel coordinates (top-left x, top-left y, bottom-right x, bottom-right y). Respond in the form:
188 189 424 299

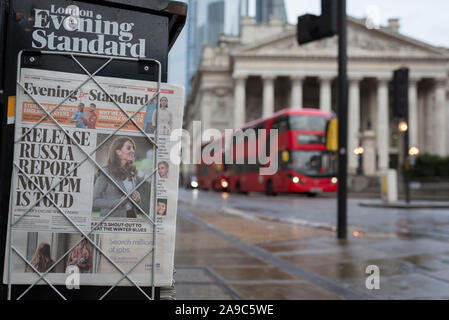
185 0 245 94
255 0 287 24
179 0 287 95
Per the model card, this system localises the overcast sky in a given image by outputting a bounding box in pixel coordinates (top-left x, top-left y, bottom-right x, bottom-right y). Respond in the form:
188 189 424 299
169 0 449 86
284 0 449 48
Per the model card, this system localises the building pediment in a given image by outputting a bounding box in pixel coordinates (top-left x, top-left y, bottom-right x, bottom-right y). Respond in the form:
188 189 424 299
233 17 449 60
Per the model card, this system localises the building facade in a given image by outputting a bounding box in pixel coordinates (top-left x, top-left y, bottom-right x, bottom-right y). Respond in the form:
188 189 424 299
184 16 449 176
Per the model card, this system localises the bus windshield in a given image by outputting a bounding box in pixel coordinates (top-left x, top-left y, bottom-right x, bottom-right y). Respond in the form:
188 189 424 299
289 150 337 177
289 115 329 131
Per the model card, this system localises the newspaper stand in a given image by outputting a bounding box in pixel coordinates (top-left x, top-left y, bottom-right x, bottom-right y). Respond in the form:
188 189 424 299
0 0 187 300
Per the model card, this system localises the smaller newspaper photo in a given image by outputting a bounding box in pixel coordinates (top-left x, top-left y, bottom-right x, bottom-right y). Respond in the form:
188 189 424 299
3 67 184 287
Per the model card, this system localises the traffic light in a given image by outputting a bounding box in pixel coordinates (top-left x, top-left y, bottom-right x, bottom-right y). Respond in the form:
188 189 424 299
392 68 409 118
297 0 338 45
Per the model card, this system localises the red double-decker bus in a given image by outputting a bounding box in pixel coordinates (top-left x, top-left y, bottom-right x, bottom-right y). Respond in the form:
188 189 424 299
197 108 338 195
196 138 230 191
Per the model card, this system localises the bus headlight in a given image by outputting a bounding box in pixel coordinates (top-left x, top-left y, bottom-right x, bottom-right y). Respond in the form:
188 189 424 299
191 181 198 188
331 177 338 184
292 176 301 184
221 180 228 188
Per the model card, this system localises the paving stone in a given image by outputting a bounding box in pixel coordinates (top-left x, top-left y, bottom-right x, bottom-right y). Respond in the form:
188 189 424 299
175 284 237 300
345 273 449 300
211 266 296 281
230 282 344 300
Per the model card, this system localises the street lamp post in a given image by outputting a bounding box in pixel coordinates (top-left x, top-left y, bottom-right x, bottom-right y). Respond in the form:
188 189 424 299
354 146 364 176
409 146 420 169
393 68 410 204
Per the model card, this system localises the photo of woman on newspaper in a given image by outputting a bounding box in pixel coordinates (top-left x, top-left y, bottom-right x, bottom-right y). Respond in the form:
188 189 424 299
26 242 55 273
158 161 169 179
143 96 157 134
157 198 167 216
152 96 172 135
93 136 141 218
67 238 92 273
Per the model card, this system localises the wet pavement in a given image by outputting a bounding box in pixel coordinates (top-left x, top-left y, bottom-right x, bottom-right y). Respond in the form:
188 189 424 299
174 189 449 299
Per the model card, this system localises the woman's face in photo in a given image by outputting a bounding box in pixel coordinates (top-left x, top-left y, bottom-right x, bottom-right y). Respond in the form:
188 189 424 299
160 98 168 109
116 140 135 163
158 163 168 178
157 202 166 216
80 238 88 247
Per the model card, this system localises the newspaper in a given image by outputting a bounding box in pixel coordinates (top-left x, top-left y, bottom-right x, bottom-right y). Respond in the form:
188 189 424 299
3 68 184 287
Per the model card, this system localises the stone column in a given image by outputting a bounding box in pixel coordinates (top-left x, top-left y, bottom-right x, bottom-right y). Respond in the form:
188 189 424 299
425 86 435 154
361 83 377 176
233 76 247 128
435 79 447 156
447 91 449 156
377 78 390 171
417 87 425 148
369 85 377 131
319 77 333 112
408 79 419 148
348 78 361 173
362 131 377 176
262 76 275 117
290 77 304 109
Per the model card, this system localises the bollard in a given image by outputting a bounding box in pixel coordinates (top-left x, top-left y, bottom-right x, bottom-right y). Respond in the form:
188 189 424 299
381 169 398 203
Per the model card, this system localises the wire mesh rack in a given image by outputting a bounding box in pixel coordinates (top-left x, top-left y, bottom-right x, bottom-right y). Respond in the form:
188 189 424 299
6 50 166 300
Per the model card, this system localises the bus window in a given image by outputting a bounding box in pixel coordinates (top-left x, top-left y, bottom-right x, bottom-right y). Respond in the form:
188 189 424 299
271 116 288 133
289 115 329 131
278 118 289 133
278 151 289 171
289 150 337 177
297 135 325 144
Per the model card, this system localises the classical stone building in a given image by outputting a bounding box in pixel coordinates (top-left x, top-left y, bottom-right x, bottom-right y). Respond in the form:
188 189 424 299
184 16 449 176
